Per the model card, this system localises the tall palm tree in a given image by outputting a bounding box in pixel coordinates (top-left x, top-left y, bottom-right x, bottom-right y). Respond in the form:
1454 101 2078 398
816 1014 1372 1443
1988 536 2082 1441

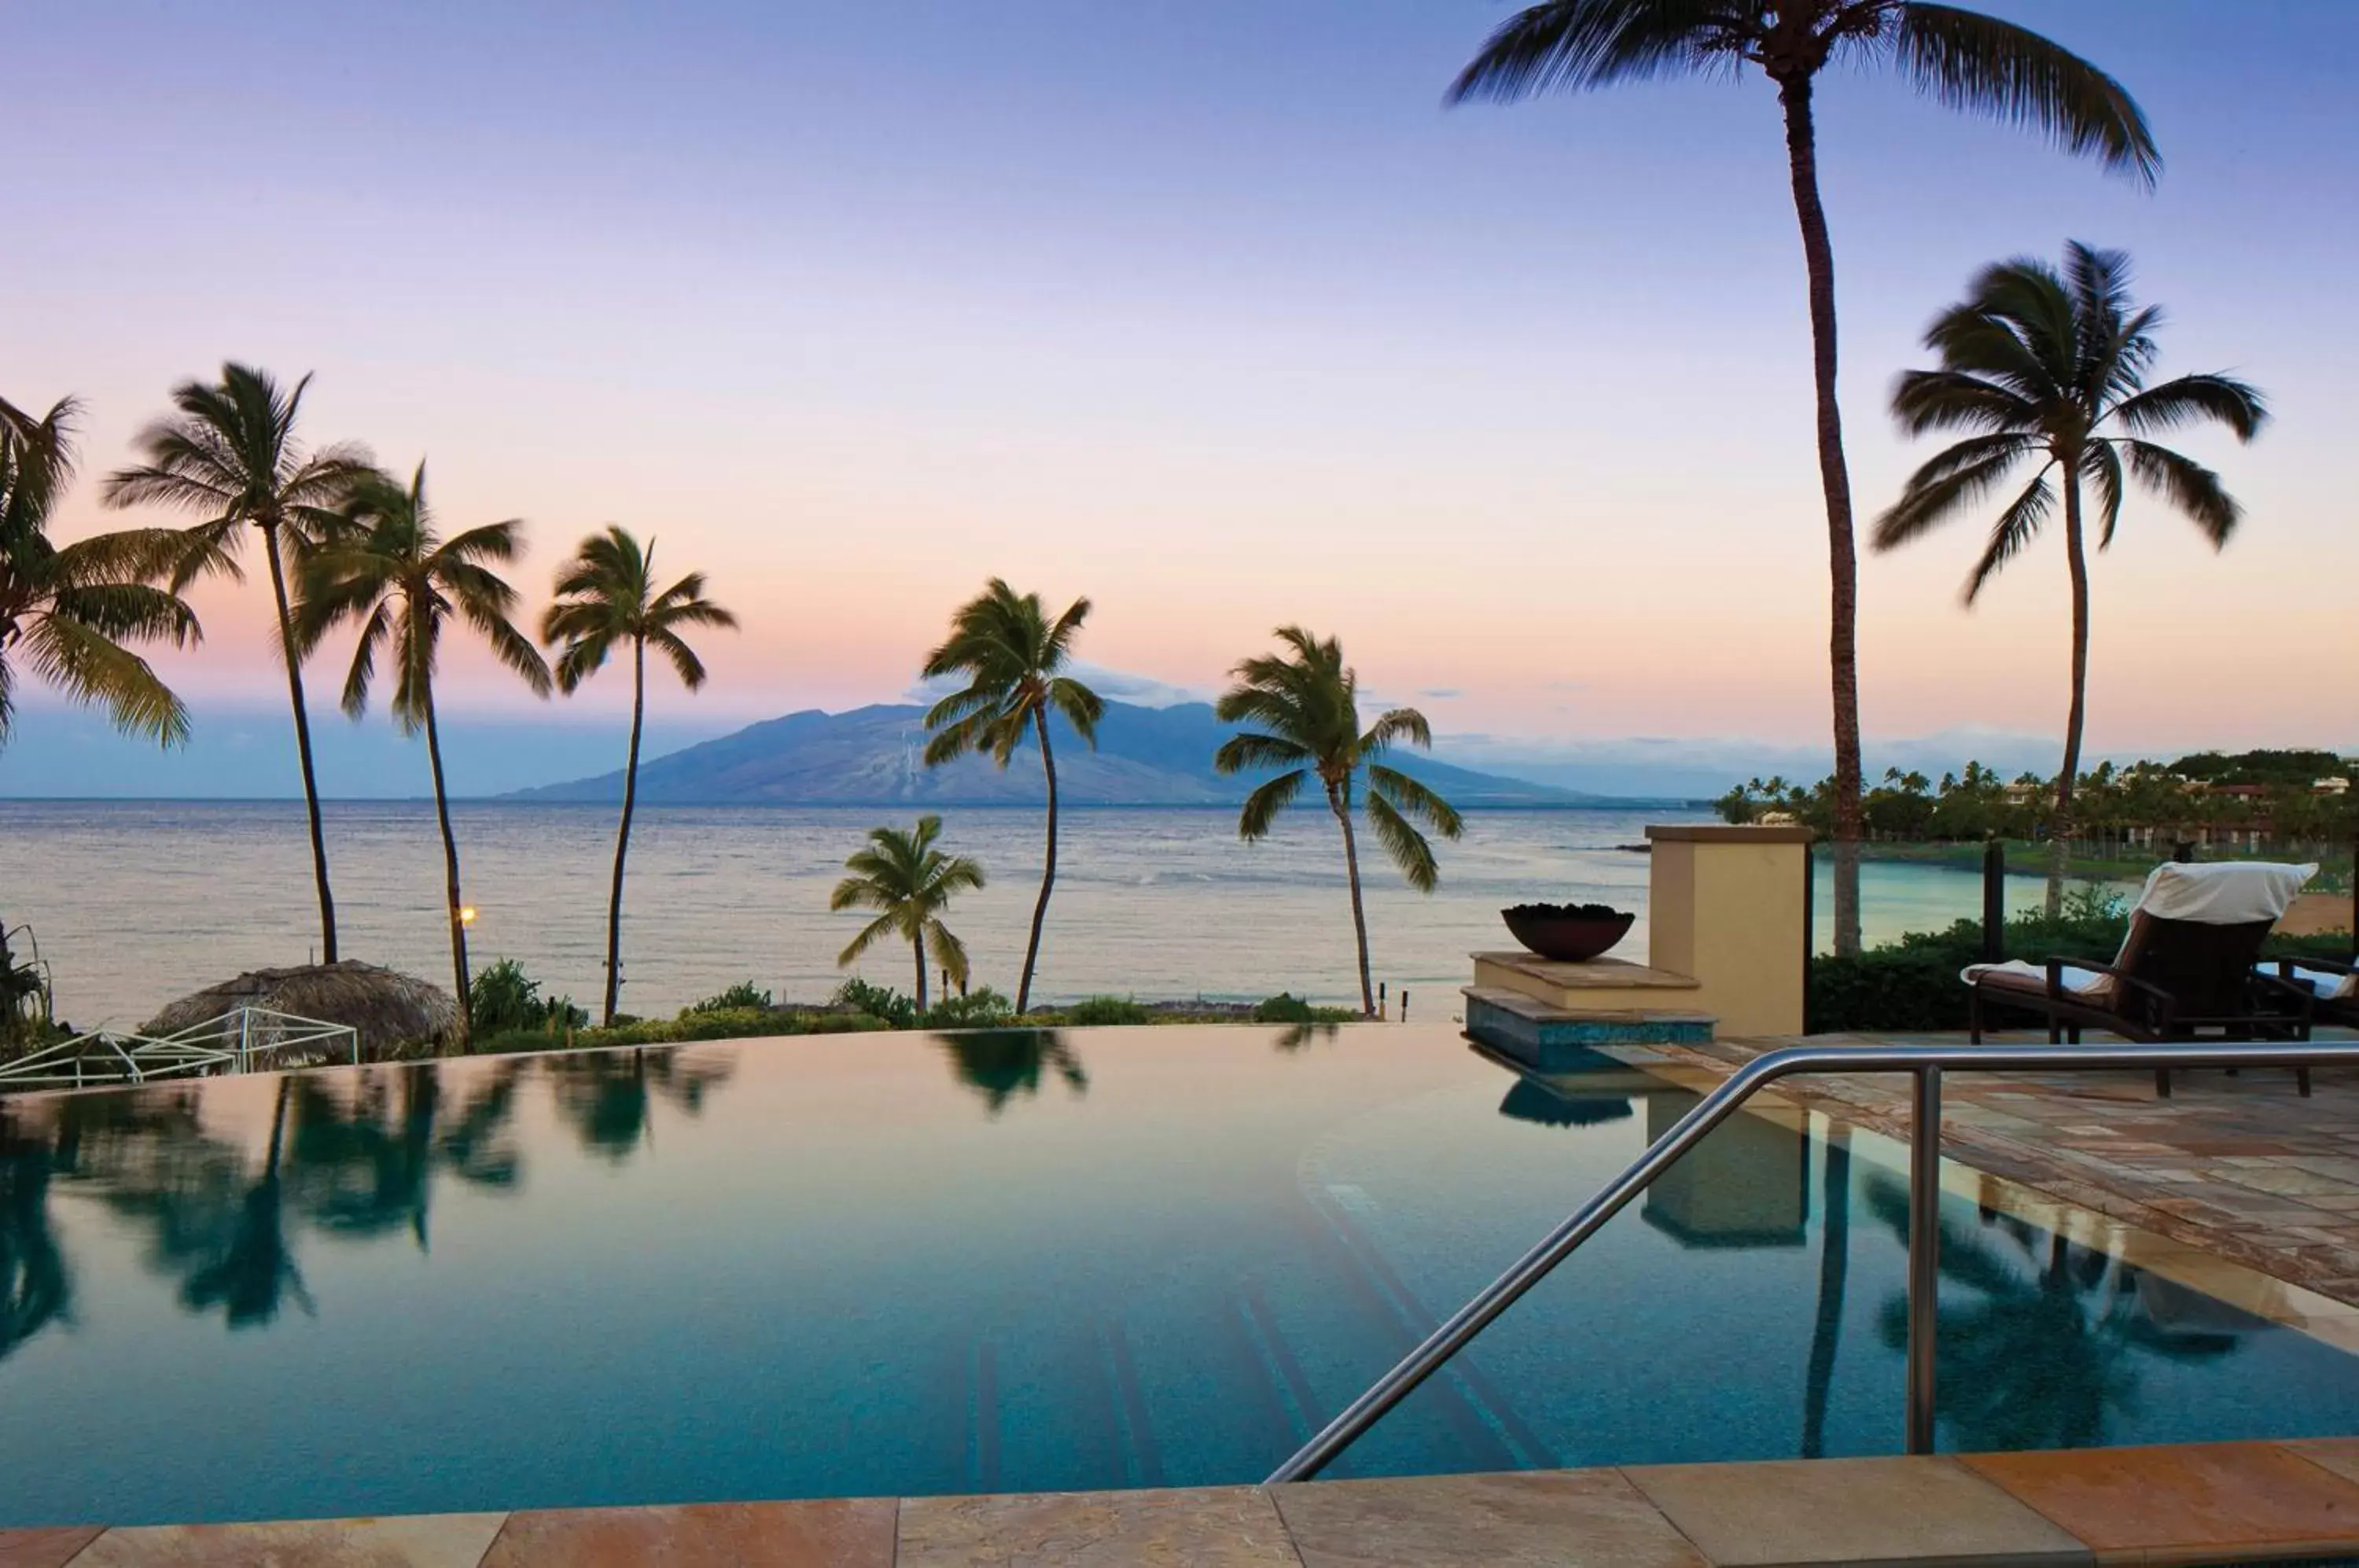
542 527 738 1025
830 815 986 1013
1871 243 2266 909
1213 626 1463 1017
104 365 373 961
1449 1 2158 955
920 580 1102 1015
1 396 202 751
293 464 551 1040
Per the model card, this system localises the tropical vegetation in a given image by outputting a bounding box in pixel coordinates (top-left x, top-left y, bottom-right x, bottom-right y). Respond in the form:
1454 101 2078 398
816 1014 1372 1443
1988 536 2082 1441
1871 241 2268 911
1449 0 2159 955
1213 626 1463 1017
293 463 552 1043
103 365 372 962
919 580 1102 1014
0 396 199 753
541 526 737 1025
830 815 988 1012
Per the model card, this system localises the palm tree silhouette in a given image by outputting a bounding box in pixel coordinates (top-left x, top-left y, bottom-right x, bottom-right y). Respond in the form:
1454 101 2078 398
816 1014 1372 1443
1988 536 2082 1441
1871 243 2267 910
1449 1 2157 954
920 580 1102 1014
1214 626 1462 1017
1 396 203 752
0 1108 69 1364
543 528 738 1024
105 366 373 960
1860 1174 2236 1451
831 815 988 1013
179 1079 311 1329
936 1029 1086 1116
296 463 553 1036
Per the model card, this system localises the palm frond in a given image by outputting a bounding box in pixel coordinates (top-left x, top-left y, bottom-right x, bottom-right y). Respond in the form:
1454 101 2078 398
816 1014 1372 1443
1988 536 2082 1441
2084 440 2125 550
1448 0 1745 105
1872 447 2044 552
1236 769 1308 841
1215 731 1313 775
835 912 899 966
1890 370 2038 436
1964 467 2056 602
1047 675 1102 746
926 920 972 988
20 613 190 746
2107 373 2269 442
646 628 708 690
1364 790 1441 893
1367 763 1466 839
1891 3 2160 183
1360 708 1432 755
2121 438 2241 546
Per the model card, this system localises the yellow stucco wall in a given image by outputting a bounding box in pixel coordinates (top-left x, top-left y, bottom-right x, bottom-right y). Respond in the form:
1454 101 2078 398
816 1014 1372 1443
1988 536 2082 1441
1645 826 1811 1037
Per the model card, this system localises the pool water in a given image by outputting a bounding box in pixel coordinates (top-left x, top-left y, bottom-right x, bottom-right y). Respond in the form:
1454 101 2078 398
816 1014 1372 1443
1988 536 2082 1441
0 1024 2353 1526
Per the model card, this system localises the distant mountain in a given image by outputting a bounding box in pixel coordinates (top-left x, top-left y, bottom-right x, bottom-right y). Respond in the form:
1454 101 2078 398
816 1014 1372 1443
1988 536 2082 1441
505 700 1614 808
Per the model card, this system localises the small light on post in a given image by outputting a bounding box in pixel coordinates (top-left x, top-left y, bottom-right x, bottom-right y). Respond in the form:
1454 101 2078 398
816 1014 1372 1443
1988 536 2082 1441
458 906 478 929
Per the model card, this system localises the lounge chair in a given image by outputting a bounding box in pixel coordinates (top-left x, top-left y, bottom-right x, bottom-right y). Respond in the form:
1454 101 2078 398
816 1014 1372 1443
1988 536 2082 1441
2270 955 2358 1031
1963 860 2319 1097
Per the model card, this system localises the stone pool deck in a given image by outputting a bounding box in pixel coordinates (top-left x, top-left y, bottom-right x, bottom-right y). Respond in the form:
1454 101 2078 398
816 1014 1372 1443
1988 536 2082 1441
11 1440 2359 1565
1625 1029 2359 1328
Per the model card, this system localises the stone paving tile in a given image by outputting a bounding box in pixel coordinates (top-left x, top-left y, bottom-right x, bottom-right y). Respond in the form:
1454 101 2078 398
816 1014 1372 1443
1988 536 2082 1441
0 1529 104 1568
1272 1469 1706 1568
1963 1443 2359 1566
896 1486 1302 1567
75 1512 510 1567
478 1499 894 1566
1623 1456 2089 1568
1637 1037 2359 1309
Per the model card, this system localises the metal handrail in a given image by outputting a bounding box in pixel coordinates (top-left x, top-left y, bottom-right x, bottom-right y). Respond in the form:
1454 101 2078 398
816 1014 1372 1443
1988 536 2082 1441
1266 1036 2359 1483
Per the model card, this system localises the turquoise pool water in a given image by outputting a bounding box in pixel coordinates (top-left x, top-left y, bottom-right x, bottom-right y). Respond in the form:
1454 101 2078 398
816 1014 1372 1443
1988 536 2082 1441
1 1024 2354 1526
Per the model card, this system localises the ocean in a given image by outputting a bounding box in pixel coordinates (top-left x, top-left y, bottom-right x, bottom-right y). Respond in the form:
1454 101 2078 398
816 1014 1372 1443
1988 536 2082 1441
0 801 2053 1027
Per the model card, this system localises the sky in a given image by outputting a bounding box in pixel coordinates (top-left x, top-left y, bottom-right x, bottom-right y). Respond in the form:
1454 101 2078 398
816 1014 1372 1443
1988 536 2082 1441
4 1 2354 797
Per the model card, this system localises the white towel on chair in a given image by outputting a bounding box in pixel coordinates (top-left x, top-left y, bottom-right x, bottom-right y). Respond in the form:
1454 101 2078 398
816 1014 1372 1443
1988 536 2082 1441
1962 961 2114 995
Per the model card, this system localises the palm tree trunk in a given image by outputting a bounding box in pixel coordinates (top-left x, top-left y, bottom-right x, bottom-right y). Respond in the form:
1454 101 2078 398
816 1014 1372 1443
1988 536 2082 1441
1776 71 1864 958
1801 1128 1851 1458
1331 783 1376 1018
600 637 646 1025
2048 464 2093 916
913 926 929 1014
420 681 471 1047
1018 706 1059 1015
261 522 337 963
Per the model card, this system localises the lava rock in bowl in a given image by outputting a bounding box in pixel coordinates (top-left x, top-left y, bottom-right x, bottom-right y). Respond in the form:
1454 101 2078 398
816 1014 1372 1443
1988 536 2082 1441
1500 902 1635 963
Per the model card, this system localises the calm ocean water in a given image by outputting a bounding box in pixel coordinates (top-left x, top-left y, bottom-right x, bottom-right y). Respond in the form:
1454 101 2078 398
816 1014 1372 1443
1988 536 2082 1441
0 801 2048 1025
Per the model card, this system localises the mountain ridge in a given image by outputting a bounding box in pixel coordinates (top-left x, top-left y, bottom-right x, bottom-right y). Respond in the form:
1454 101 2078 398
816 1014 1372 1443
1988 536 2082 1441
504 698 1645 808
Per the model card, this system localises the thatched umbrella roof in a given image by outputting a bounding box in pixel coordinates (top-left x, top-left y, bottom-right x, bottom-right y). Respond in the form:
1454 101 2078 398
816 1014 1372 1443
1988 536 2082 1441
142 962 458 1060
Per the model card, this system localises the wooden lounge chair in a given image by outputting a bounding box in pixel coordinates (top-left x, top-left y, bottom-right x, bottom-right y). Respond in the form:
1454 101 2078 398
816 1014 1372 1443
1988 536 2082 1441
1963 861 2319 1097
2271 956 2358 1031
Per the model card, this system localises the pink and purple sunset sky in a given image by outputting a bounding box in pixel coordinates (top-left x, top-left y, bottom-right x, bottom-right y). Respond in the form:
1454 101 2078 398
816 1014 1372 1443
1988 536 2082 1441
6 1 2353 791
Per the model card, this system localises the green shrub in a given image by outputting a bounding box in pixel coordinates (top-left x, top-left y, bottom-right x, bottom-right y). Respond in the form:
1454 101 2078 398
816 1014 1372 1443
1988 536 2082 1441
832 977 918 1028
925 988 1014 1029
1253 992 1315 1024
683 981 773 1016
1063 995 1152 1025
1809 886 2357 1033
468 1008 892 1058
469 959 590 1036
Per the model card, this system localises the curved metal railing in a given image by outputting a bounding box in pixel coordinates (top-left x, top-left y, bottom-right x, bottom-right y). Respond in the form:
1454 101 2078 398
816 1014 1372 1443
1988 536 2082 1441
1267 1036 2359 1483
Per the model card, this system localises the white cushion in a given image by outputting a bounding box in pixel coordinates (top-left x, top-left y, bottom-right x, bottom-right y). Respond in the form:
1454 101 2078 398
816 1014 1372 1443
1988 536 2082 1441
2136 860 2317 926
2267 963 2359 1001
1963 960 2114 996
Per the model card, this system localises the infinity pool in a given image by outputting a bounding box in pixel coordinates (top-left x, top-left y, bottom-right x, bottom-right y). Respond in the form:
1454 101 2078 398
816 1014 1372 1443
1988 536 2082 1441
2 1023 2354 1526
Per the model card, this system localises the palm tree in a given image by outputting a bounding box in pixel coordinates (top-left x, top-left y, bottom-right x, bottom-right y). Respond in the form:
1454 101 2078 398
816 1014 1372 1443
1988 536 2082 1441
542 527 738 1025
104 365 373 961
1870 242 2266 910
830 815 986 1012
919 580 1102 1014
1448 1 2158 955
293 464 551 1040
1 396 202 751
1213 626 1463 1017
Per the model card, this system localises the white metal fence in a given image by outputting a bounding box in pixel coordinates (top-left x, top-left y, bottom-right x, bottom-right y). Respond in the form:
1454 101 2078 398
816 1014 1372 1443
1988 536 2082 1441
0 1007 361 1092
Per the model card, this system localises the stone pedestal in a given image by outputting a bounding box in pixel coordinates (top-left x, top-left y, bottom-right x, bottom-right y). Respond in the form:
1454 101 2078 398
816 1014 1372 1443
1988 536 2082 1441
1465 823 1812 1051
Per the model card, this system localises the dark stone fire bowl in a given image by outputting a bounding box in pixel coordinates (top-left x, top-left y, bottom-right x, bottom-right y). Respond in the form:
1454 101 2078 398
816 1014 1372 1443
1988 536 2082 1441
1500 904 1636 963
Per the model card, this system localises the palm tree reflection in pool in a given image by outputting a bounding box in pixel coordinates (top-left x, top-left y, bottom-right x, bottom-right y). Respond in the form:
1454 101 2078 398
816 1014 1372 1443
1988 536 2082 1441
551 1048 738 1161
1860 1174 2239 1450
0 1109 68 1364
937 1030 1087 1117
